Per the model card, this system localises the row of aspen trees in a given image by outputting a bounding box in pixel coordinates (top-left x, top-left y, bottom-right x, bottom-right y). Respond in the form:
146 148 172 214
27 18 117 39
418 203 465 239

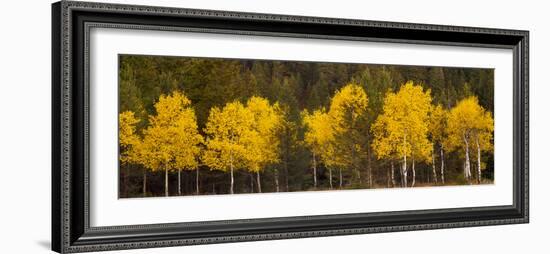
119 81 494 197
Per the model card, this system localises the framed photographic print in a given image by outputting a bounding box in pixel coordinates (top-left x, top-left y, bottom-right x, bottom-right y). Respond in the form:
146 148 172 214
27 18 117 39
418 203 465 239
52 1 529 253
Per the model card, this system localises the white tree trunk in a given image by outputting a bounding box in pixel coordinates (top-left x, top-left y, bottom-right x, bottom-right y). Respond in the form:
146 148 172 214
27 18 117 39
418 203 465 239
256 171 262 193
476 136 482 184
230 165 234 194
463 134 472 182
440 145 445 184
391 161 395 187
432 149 438 184
196 168 200 195
274 168 279 192
402 155 408 188
402 134 408 187
230 154 234 194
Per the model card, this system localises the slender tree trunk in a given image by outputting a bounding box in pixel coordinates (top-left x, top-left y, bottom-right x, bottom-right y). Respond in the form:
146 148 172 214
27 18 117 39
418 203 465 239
339 168 343 189
178 169 181 196
142 168 147 197
402 134 408 187
391 161 395 187
164 167 169 197
256 171 262 193
312 152 317 188
476 136 482 184
411 157 416 187
230 154 234 194
440 145 445 184
230 167 235 194
432 149 438 184
328 168 333 190
196 168 200 195
274 168 279 192
250 174 254 193
402 155 408 188
463 134 471 182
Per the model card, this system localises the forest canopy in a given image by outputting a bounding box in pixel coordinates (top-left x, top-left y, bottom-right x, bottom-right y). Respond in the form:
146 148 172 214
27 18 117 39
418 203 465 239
118 54 494 198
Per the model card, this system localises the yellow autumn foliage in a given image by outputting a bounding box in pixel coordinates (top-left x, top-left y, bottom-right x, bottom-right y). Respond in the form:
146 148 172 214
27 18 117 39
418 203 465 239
245 96 283 173
327 84 370 172
329 84 369 135
119 77 495 194
446 96 494 158
371 81 433 163
140 91 202 172
202 101 255 172
119 111 141 165
302 108 335 162
429 104 448 145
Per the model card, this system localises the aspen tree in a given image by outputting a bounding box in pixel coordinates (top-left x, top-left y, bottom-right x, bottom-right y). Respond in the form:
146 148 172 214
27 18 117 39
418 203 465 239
203 101 255 194
245 97 283 193
172 109 203 195
328 84 370 186
371 82 432 187
140 91 201 197
302 108 336 189
428 105 448 184
446 96 494 183
119 111 141 197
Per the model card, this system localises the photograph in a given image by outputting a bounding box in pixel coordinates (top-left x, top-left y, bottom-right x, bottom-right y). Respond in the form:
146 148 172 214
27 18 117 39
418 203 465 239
118 55 495 198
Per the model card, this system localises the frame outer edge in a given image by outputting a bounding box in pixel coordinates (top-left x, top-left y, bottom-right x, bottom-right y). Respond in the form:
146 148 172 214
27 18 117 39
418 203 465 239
51 1 62 253
60 1 73 253
523 31 529 223
56 1 530 252
66 0 527 36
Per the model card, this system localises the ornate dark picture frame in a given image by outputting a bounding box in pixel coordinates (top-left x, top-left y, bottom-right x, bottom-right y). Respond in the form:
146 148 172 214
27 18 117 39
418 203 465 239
52 1 529 253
